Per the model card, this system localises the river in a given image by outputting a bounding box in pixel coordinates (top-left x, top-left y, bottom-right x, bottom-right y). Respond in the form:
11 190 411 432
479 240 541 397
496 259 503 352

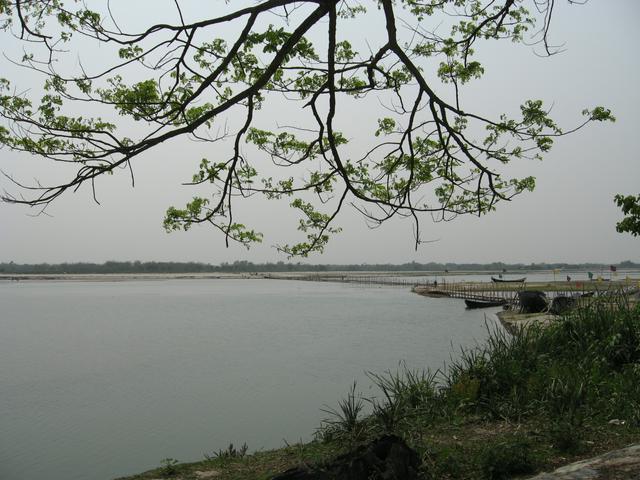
1 278 500 480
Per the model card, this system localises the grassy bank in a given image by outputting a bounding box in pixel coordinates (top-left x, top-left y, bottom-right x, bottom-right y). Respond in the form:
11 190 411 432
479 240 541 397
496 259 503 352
119 298 640 480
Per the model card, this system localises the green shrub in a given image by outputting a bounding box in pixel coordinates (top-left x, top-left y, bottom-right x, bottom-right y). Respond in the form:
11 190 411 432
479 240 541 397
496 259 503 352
366 365 441 434
422 444 466 479
317 382 367 445
159 458 179 477
480 436 537 480
549 422 583 454
204 442 248 461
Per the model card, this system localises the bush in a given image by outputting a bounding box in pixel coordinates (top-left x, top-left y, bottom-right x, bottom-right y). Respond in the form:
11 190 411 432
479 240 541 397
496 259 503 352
159 458 179 477
480 436 537 480
549 422 583 454
317 382 367 445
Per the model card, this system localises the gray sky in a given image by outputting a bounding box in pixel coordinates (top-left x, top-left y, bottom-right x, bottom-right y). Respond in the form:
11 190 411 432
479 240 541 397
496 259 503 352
1 0 638 265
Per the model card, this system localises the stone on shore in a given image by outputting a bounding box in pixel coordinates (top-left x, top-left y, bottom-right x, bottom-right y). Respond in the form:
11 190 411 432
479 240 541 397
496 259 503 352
527 444 640 479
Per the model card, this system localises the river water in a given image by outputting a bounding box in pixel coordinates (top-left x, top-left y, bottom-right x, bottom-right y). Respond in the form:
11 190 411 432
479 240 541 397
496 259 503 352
1 279 500 480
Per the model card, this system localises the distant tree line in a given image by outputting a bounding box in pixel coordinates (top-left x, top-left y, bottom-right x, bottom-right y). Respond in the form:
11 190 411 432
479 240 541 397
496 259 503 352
1 260 638 275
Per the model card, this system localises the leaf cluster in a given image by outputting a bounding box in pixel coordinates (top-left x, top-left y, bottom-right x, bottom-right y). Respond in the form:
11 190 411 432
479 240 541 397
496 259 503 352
0 0 614 255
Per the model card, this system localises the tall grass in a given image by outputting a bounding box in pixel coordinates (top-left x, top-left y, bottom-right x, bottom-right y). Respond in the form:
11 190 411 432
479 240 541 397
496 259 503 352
444 298 640 426
317 382 367 445
318 298 640 444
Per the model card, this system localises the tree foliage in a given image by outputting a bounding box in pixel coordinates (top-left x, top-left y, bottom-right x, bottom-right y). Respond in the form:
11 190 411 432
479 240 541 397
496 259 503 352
614 194 640 237
0 0 614 255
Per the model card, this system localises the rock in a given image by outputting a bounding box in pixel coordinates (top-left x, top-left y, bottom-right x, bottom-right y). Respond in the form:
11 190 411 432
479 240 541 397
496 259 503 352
608 419 626 426
271 435 420 480
527 444 640 479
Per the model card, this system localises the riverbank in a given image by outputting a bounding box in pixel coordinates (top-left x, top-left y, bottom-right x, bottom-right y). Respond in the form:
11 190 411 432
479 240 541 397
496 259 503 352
3 271 639 285
0 272 267 282
117 427 640 480
496 310 557 334
117 299 640 480
496 290 640 334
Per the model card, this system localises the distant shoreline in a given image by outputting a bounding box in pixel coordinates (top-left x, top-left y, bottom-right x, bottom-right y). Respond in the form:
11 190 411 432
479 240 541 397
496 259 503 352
2 269 639 283
0 272 261 282
0 271 463 282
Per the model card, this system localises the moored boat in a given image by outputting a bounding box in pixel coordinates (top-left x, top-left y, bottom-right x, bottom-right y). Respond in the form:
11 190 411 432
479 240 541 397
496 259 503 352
465 298 507 309
491 276 526 283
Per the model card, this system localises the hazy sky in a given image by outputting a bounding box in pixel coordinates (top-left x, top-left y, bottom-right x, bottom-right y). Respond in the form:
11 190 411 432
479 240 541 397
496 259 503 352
1 0 639 265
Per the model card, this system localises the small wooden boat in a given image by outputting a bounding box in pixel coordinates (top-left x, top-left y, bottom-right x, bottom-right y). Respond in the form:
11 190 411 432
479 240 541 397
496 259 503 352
549 295 577 315
491 276 526 283
465 298 507 309
425 290 451 298
517 290 548 313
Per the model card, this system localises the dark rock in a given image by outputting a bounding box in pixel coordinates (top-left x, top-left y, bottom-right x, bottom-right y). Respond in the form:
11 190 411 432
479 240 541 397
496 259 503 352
518 290 548 313
271 435 420 480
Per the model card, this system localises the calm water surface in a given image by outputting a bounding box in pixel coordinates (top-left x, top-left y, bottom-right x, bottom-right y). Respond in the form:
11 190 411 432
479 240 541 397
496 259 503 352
1 279 500 480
